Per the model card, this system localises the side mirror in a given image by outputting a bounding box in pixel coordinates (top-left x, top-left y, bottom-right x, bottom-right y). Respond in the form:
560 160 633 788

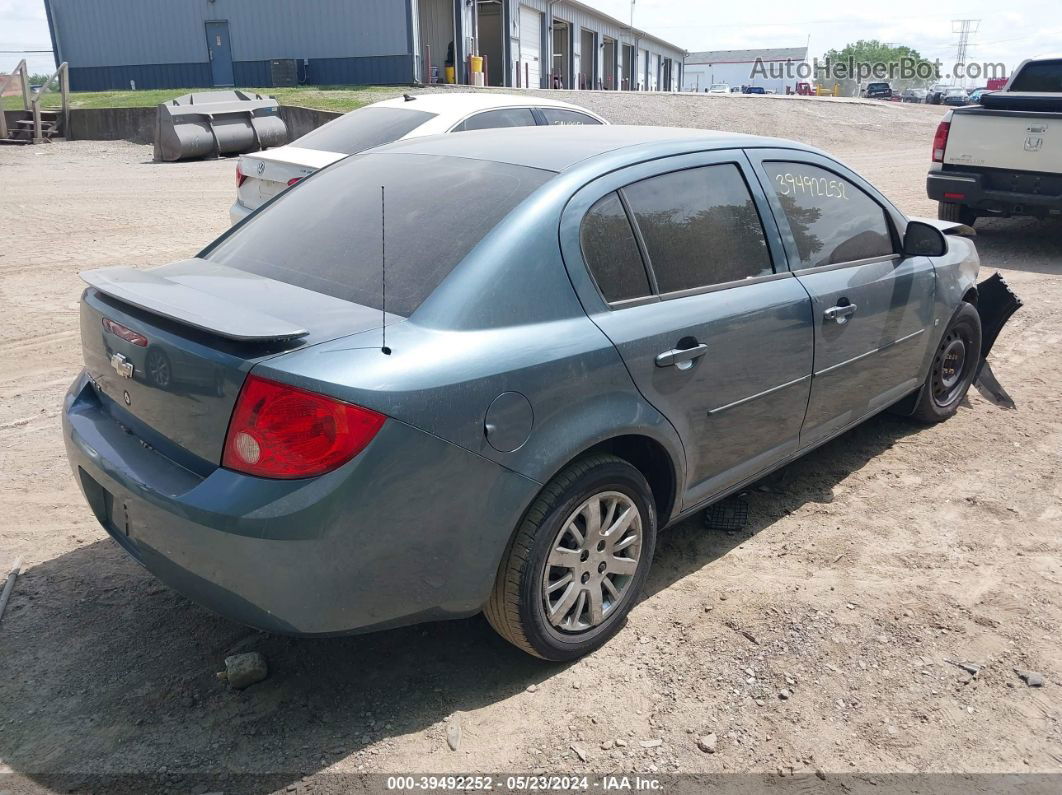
903 221 948 257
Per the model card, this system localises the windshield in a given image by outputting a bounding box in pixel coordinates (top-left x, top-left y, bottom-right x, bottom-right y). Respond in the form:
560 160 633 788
293 107 438 155
710 84 728 90
205 153 554 316
1009 59 1062 92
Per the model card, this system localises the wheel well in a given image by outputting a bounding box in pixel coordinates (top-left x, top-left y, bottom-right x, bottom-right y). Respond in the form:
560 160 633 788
962 287 978 305
582 435 677 526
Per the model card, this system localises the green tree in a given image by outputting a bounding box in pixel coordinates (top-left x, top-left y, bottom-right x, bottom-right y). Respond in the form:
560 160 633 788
820 40 939 96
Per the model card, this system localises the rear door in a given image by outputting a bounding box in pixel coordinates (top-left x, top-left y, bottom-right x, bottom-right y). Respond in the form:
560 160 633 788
748 150 936 447
559 151 814 509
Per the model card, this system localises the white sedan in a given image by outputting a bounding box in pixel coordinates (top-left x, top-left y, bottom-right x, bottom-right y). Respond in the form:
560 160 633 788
230 93 608 224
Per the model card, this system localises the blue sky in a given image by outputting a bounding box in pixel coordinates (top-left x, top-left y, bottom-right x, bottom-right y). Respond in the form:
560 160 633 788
3 0 1059 80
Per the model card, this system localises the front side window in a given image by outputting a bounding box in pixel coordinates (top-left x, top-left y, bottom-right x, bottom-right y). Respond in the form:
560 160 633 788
539 108 603 125
763 162 895 268
580 192 651 303
621 164 773 294
453 108 537 131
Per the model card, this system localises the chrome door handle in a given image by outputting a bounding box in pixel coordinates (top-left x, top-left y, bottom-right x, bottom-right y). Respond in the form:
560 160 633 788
824 303 858 324
655 343 708 369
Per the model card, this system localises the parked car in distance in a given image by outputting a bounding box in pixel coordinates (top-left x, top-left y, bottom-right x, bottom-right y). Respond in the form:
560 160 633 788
967 87 989 104
707 83 731 94
862 81 893 99
743 86 766 94
902 88 928 103
67 126 1019 661
927 84 948 104
229 93 607 224
929 55 1062 226
942 87 971 106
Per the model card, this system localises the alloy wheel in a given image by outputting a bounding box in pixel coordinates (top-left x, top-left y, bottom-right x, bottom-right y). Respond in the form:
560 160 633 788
541 491 643 633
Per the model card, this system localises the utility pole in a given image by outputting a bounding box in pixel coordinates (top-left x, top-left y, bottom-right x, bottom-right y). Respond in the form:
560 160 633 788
951 19 980 87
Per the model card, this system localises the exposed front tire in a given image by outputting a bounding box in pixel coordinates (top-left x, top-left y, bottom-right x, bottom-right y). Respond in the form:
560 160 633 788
938 201 978 227
911 302 982 423
485 454 657 661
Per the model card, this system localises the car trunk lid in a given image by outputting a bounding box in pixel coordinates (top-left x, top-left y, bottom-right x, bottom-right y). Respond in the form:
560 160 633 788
79 259 390 466
237 147 343 212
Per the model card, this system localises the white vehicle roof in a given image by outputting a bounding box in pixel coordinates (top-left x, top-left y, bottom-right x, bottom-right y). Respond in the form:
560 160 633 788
242 92 606 169
379 92 606 135
371 91 599 115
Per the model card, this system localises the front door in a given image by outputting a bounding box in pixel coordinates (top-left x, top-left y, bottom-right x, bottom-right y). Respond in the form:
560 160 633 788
560 152 815 510
205 21 234 87
749 151 936 447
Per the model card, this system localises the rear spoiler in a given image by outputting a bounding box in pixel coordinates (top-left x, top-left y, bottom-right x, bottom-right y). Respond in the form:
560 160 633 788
80 266 308 342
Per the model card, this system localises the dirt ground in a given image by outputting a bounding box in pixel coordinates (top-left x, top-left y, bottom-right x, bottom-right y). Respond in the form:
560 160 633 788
0 93 1060 793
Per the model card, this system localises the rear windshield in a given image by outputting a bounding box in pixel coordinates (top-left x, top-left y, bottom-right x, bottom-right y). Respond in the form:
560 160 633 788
1009 60 1062 92
293 107 438 155
204 153 553 316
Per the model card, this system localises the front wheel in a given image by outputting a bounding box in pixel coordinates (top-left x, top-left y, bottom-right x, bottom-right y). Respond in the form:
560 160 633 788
911 302 982 423
485 454 657 661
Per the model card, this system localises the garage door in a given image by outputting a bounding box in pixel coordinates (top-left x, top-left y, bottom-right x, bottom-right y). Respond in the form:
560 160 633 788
519 6 542 88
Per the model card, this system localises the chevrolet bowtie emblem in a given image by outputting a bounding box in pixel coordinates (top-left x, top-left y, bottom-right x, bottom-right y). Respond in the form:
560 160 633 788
110 352 134 379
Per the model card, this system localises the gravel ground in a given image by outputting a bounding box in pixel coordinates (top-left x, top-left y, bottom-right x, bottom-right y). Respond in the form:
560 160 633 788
0 93 1060 793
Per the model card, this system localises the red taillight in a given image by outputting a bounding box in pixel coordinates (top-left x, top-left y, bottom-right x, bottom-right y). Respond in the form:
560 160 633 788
222 375 385 479
287 177 302 187
101 317 148 347
236 162 247 187
932 121 951 163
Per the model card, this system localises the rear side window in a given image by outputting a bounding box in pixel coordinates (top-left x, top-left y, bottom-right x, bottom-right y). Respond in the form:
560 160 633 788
1009 59 1062 92
763 162 895 267
293 107 437 155
539 108 603 125
453 108 537 131
580 192 651 303
621 164 773 294
205 154 553 316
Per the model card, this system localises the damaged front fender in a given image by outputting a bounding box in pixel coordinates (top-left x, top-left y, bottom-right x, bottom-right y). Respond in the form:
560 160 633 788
973 273 1023 409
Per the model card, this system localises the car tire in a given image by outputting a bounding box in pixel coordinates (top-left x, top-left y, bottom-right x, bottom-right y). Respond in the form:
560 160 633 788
938 201 978 227
910 302 982 423
485 454 657 661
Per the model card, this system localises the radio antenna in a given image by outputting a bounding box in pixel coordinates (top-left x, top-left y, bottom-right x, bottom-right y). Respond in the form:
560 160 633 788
380 185 391 355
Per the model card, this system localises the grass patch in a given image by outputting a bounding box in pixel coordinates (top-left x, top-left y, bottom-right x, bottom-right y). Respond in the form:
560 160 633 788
2 84 408 113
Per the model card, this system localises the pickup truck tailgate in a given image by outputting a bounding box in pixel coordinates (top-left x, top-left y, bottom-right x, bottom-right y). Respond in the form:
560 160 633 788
946 107 1061 174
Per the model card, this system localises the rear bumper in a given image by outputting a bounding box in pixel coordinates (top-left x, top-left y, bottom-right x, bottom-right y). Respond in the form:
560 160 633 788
63 372 539 636
927 169 1062 216
229 199 253 226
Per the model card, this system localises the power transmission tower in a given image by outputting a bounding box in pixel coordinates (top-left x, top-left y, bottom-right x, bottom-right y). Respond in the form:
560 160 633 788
951 19 980 86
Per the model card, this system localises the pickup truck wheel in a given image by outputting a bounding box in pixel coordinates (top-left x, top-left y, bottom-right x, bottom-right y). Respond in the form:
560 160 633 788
938 201 978 227
485 454 656 661
911 302 982 423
